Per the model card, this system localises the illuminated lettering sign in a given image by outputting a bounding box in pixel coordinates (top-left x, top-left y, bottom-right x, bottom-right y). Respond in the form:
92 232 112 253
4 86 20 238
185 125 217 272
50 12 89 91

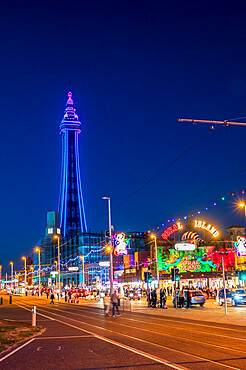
113 232 129 256
161 222 183 240
174 242 196 251
194 220 219 238
236 236 246 257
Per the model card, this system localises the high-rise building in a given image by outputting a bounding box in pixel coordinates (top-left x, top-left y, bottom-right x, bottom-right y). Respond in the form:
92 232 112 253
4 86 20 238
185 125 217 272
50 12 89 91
58 92 87 236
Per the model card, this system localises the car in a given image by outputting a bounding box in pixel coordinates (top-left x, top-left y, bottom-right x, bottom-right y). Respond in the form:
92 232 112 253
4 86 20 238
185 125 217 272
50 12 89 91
172 289 205 307
217 289 246 306
126 290 140 300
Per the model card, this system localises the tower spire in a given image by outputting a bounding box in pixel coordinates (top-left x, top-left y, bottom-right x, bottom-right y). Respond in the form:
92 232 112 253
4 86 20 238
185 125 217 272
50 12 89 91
58 91 87 236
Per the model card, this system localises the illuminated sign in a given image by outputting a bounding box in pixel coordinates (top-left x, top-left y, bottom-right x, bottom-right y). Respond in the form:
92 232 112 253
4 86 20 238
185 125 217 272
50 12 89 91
68 266 79 271
163 255 216 273
161 222 183 240
236 236 246 257
194 220 219 238
99 261 110 267
174 242 196 251
113 232 128 256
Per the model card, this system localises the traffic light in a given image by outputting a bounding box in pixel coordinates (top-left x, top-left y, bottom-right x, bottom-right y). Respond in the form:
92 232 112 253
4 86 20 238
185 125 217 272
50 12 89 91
148 271 152 283
171 267 180 281
239 270 246 280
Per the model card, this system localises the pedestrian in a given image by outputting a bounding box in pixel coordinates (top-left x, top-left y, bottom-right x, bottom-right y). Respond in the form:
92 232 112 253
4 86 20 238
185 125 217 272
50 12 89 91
111 290 120 317
186 288 191 309
160 289 163 308
163 290 167 309
180 288 185 309
104 293 110 316
46 290 49 299
152 289 157 308
50 292 55 305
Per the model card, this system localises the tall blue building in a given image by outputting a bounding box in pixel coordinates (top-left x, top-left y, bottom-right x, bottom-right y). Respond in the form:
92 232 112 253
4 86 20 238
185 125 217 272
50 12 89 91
35 92 108 288
58 92 87 236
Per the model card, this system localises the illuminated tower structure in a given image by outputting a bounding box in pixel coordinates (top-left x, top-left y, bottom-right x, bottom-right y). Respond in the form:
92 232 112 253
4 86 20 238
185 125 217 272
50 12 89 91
58 92 87 236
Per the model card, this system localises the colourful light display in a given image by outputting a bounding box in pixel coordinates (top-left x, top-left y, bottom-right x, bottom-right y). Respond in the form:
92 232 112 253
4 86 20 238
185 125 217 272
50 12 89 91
161 222 183 240
163 254 217 273
235 236 246 257
113 232 129 256
194 220 219 237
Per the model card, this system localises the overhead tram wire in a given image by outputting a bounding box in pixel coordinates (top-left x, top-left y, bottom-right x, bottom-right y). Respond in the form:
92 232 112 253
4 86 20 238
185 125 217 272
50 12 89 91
144 184 246 231
140 167 246 227
113 127 219 211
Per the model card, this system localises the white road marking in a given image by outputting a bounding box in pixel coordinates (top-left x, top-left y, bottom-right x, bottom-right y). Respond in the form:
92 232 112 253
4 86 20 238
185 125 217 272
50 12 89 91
20 303 241 370
37 335 93 339
17 304 55 321
0 338 35 362
16 304 187 370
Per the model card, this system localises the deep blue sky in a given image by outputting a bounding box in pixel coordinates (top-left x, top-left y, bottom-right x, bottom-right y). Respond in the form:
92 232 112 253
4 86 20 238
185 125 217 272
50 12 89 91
1 1 246 271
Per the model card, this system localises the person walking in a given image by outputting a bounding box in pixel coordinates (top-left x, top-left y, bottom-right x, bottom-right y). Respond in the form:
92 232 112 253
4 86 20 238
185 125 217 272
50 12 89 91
186 288 191 309
160 289 163 308
50 292 55 305
152 289 157 308
111 290 120 317
104 293 110 316
180 288 185 309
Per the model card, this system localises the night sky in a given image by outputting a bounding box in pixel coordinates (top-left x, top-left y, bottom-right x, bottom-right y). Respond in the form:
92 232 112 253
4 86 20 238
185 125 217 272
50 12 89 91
1 1 246 272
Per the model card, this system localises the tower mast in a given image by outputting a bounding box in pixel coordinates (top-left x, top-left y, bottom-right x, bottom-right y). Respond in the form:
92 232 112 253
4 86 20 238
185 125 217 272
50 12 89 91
58 92 87 236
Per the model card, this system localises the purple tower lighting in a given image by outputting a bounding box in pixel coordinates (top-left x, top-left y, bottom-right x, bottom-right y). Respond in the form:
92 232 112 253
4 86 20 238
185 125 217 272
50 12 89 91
58 92 87 236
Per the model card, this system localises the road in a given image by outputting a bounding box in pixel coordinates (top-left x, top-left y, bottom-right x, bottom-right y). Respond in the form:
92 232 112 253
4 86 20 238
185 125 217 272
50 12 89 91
0 295 246 369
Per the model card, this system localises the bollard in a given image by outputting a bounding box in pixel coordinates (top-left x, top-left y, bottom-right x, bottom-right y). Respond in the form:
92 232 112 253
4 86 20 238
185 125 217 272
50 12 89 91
32 306 36 327
9 295 12 304
0 297 3 305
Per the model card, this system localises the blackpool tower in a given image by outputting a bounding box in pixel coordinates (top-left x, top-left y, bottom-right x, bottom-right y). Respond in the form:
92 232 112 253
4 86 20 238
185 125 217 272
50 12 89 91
58 92 87 236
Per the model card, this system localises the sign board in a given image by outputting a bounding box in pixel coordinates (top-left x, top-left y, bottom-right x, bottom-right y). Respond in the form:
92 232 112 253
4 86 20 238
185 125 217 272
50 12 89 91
51 271 58 276
68 266 79 272
99 261 110 267
236 236 246 257
48 278 52 287
174 242 196 251
113 232 129 256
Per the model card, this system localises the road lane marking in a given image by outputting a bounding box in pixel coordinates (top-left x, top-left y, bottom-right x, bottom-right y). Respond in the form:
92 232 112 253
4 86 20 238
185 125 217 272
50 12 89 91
16 304 187 370
0 338 35 362
37 335 93 339
17 304 55 321
38 303 246 355
21 303 241 370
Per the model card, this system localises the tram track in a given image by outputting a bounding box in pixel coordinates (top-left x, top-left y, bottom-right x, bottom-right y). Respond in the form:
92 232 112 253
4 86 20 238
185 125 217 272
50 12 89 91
15 297 246 369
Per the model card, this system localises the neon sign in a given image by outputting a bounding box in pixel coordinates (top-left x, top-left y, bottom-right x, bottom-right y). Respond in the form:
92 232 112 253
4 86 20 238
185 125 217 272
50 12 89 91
161 222 183 240
163 255 216 273
194 220 219 238
113 232 129 256
236 236 246 257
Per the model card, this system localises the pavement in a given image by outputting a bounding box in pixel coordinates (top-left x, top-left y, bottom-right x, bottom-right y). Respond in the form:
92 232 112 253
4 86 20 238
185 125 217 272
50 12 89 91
1 294 246 369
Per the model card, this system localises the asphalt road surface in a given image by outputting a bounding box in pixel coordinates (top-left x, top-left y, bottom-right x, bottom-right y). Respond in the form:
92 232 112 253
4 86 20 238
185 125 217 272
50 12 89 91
0 295 246 369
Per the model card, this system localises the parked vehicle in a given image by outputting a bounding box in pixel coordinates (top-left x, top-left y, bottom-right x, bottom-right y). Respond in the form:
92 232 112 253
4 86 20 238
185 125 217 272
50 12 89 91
125 290 140 300
172 290 205 307
217 289 246 306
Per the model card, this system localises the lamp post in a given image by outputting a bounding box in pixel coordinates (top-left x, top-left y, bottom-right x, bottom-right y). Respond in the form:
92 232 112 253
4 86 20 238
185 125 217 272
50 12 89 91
80 256 85 288
151 235 159 287
10 262 13 290
102 197 113 295
35 248 41 298
239 203 246 224
22 257 27 295
54 236 61 301
0 265 2 287
54 261 57 288
30 266 34 287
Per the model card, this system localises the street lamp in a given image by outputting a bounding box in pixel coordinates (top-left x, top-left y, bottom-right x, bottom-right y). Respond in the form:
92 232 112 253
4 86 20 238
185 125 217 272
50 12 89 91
54 261 57 288
239 202 246 224
22 257 27 295
35 248 41 298
80 256 85 288
0 265 2 286
151 235 159 287
10 262 13 290
30 266 34 287
54 235 61 301
102 196 113 295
